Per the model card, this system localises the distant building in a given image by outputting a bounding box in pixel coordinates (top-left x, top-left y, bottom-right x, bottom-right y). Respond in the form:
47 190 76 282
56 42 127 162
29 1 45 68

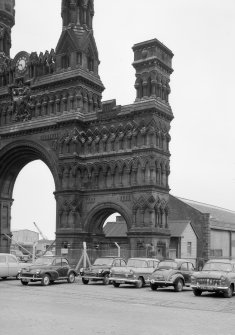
104 196 235 266
11 229 39 255
168 220 198 265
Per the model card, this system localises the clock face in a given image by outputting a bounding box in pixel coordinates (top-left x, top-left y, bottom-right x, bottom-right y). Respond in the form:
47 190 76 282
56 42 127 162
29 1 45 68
16 56 27 73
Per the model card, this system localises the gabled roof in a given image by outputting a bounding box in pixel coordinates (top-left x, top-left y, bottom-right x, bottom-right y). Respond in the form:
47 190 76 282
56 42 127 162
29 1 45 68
175 196 235 226
168 220 198 238
103 222 127 237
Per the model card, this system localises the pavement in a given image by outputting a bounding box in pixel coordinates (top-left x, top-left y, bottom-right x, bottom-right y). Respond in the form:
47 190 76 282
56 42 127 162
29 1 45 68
1 277 235 335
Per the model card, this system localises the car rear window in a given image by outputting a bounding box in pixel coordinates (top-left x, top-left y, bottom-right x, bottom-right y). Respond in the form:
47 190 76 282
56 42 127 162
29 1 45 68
127 259 148 268
158 261 178 270
203 262 232 272
0 255 6 263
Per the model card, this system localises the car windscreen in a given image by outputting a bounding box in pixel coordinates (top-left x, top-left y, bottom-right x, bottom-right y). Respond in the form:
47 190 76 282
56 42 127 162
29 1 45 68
126 259 148 268
203 262 232 272
34 257 54 265
157 261 178 270
93 258 114 266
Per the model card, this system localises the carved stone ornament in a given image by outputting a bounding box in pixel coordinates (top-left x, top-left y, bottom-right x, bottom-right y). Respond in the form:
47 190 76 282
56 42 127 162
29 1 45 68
0 52 9 73
9 82 32 122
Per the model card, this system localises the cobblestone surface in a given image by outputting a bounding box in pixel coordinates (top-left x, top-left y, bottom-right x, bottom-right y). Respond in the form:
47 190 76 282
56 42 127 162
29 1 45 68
1 277 235 335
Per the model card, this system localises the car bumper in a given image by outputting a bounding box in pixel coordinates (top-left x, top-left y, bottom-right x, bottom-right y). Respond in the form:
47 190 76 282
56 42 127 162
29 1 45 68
19 275 42 281
191 284 229 291
109 277 139 284
150 279 174 285
81 275 104 281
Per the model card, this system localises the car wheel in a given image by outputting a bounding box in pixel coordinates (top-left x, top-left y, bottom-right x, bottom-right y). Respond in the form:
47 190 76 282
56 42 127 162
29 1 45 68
113 281 120 288
150 283 158 291
193 289 202 296
174 278 183 292
135 277 144 288
21 279 29 286
67 272 76 283
82 278 89 285
103 274 109 285
224 285 233 298
41 274 50 286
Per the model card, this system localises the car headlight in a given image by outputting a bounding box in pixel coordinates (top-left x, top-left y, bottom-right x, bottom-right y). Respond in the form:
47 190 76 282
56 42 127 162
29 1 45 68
98 269 103 274
221 276 226 285
191 276 196 284
36 270 41 275
80 268 84 273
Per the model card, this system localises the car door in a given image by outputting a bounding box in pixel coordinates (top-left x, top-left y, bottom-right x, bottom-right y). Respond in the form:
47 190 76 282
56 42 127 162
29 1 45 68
186 262 195 284
0 255 8 278
61 258 70 277
179 262 190 284
52 258 63 278
7 255 19 277
143 260 155 279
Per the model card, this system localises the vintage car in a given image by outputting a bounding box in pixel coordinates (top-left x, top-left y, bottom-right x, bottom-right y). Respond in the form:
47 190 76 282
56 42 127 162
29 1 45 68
18 256 77 286
109 257 159 288
191 259 235 298
80 256 126 285
0 253 26 280
148 259 195 292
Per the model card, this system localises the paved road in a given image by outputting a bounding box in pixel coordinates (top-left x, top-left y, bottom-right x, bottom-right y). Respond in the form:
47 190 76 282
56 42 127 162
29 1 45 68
1 277 235 335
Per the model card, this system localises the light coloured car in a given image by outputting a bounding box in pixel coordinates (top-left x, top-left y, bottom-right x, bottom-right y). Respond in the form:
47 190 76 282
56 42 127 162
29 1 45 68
109 258 159 288
0 253 26 280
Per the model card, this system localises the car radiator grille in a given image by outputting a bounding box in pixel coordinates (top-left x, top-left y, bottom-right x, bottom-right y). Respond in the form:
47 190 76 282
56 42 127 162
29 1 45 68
197 278 221 286
21 274 34 278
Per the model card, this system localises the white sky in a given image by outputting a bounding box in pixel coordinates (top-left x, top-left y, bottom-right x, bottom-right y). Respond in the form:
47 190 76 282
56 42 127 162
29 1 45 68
10 0 235 239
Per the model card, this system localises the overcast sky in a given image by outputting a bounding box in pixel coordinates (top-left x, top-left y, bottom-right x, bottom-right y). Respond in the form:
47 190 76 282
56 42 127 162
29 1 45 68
10 0 235 239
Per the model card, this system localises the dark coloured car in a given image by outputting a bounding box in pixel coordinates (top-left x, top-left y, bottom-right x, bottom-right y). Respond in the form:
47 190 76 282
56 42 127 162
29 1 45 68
191 259 235 298
19 256 77 286
109 258 159 288
80 256 126 285
148 259 195 292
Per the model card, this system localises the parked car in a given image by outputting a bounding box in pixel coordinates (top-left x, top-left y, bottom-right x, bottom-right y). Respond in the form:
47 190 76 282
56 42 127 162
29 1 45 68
109 257 159 288
191 259 235 298
0 253 26 280
18 256 77 286
80 256 126 285
148 259 195 292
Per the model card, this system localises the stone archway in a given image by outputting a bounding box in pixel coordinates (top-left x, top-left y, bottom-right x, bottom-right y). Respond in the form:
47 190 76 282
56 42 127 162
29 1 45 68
0 2 174 258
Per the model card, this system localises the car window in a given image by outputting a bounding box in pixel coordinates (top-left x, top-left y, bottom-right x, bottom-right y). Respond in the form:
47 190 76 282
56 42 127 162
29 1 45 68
180 263 188 271
153 261 159 268
148 260 154 268
53 258 62 266
120 260 126 267
187 263 194 271
113 260 121 267
127 259 148 268
0 255 7 263
8 255 17 264
62 259 69 266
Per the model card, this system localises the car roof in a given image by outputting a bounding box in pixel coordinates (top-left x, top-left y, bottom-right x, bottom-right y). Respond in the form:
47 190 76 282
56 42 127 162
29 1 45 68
0 253 16 256
128 258 159 262
160 259 191 263
207 259 235 264
96 256 122 259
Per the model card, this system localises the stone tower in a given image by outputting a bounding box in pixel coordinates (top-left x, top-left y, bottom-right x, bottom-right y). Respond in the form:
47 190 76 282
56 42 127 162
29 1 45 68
0 1 174 259
0 0 15 57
